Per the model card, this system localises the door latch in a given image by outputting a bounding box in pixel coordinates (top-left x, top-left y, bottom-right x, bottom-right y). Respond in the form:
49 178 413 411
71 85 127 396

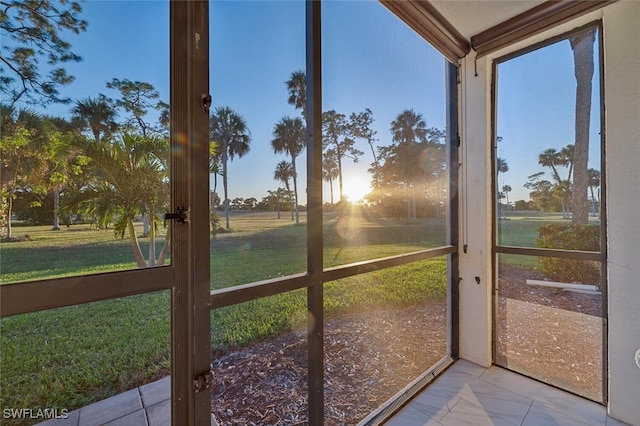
201 94 212 113
164 206 189 225
193 370 213 393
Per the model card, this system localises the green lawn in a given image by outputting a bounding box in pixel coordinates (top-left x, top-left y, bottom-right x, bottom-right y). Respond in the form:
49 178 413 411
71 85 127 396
1 208 449 421
0 224 165 283
497 211 600 268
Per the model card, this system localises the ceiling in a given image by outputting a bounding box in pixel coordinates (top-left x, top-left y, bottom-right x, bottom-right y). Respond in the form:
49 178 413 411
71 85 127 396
430 0 547 40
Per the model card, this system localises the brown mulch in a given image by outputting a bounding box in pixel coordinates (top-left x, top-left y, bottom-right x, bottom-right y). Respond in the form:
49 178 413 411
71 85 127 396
497 264 602 317
496 264 604 402
211 302 447 425
210 267 604 424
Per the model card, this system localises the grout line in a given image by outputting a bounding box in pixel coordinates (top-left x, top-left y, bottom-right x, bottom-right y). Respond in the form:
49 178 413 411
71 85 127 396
519 400 534 426
137 387 151 426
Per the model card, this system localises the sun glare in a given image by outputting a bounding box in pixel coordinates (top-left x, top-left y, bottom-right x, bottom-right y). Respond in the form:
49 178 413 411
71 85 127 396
343 177 371 203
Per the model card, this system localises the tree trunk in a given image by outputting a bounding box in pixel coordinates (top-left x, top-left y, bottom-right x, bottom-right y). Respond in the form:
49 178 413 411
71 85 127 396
329 178 334 204
52 189 61 230
337 154 344 202
292 155 300 224
406 197 411 222
223 153 230 229
570 29 596 225
142 214 149 237
148 206 156 267
157 225 171 265
127 217 147 267
5 195 13 239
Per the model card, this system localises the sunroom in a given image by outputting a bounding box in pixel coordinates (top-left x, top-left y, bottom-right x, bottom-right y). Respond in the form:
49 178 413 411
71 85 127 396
1 0 638 425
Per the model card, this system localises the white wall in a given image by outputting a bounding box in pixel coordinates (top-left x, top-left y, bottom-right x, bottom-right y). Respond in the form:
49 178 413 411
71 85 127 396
457 53 493 367
602 2 640 424
457 2 640 423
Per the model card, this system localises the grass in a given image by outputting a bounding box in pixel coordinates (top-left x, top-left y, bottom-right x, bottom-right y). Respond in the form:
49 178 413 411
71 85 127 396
497 211 601 268
1 206 532 421
210 207 445 288
0 292 171 413
0 224 166 283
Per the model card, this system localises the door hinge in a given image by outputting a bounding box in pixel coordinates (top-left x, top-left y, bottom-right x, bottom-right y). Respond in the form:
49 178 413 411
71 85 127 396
193 370 213 393
164 206 189 225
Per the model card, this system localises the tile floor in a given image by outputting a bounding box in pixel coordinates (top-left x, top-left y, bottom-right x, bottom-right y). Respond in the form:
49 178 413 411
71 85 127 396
385 360 629 426
37 376 170 426
37 360 630 426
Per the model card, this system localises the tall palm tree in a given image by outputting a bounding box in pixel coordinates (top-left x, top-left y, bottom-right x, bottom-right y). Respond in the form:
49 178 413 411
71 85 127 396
569 28 596 225
71 95 117 142
390 109 428 146
322 149 339 205
496 157 509 220
390 109 429 220
496 157 509 175
559 144 575 182
501 184 512 211
274 160 294 221
210 106 251 230
538 148 562 182
286 70 306 117
271 116 305 224
208 140 221 227
538 147 571 217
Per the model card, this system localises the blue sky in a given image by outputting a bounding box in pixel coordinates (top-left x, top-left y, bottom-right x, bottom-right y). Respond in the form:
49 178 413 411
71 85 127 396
37 0 600 206
496 32 602 202
41 0 447 205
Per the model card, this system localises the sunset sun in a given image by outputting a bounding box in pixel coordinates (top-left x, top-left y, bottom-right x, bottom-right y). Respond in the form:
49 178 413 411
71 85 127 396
342 177 371 203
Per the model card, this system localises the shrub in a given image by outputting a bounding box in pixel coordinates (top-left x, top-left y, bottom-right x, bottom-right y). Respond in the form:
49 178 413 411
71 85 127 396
536 224 601 286
210 212 221 238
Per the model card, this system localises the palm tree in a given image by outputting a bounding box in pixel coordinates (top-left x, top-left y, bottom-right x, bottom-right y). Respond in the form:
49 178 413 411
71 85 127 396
286 70 306 117
75 132 168 267
496 157 509 175
210 106 251 230
569 28 597 225
496 157 509 220
538 148 562 181
390 109 428 145
71 95 117 142
274 160 294 221
390 109 428 220
538 147 571 217
501 184 512 211
560 144 575 181
322 149 339 205
271 116 305 224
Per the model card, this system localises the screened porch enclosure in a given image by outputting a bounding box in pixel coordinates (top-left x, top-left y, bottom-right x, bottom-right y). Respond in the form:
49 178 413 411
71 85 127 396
2 0 639 425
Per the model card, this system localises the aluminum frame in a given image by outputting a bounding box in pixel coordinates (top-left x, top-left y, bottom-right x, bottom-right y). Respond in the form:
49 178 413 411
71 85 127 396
490 20 608 404
0 1 461 424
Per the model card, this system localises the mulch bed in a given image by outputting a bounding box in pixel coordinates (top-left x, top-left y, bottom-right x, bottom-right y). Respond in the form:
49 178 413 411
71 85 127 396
211 302 447 425
210 266 604 424
496 264 604 402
